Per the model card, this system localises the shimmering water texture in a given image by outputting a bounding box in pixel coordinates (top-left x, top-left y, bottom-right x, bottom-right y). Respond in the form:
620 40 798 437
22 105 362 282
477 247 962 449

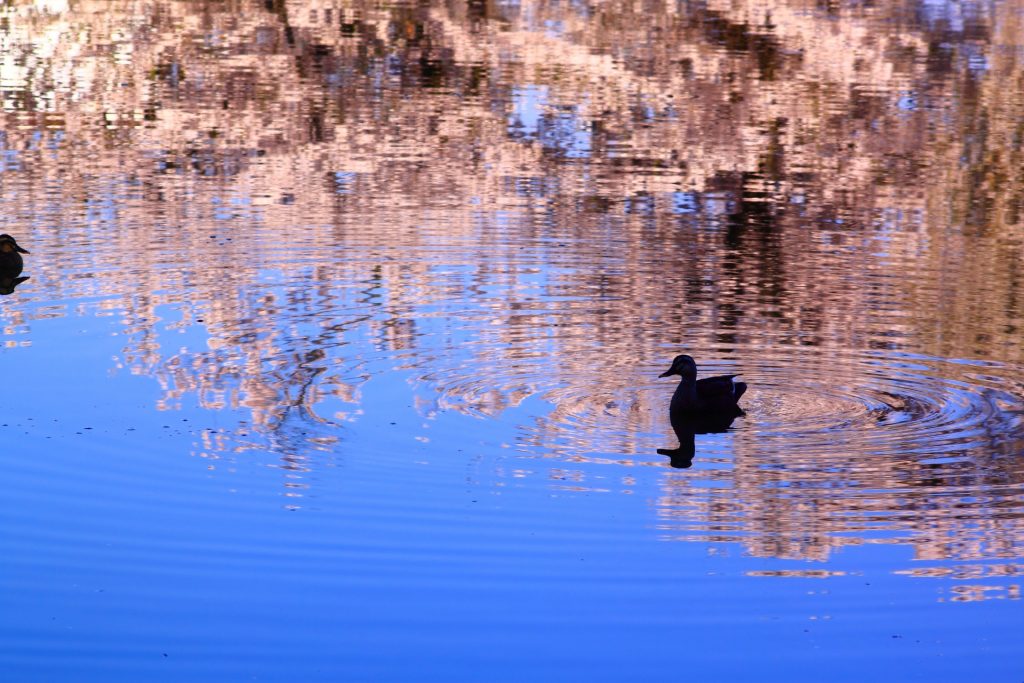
2 0 1024 680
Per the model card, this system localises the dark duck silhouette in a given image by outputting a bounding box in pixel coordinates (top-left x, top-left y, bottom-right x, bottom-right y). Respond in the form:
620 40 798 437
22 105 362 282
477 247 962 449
659 354 746 413
0 234 29 294
657 355 746 467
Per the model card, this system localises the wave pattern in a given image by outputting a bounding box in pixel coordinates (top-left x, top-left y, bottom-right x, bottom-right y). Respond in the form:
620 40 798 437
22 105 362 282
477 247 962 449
418 346 1022 460
746 353 1024 454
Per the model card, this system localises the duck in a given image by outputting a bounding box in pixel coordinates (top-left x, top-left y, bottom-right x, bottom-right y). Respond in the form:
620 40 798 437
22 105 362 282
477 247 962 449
659 354 746 413
0 234 29 277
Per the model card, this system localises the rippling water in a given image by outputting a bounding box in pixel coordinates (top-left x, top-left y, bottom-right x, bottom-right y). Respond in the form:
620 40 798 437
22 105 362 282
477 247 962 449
2 0 1024 679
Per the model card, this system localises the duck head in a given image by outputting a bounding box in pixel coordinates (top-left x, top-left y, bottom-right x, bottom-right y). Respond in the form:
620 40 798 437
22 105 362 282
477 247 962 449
659 354 697 379
0 234 29 255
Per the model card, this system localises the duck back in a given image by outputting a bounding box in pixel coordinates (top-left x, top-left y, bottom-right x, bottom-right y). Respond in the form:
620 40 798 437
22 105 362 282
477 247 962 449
670 373 745 413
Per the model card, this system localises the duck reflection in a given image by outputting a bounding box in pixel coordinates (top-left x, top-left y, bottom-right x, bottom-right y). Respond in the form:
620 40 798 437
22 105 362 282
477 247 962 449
0 234 29 295
658 408 743 468
0 275 29 295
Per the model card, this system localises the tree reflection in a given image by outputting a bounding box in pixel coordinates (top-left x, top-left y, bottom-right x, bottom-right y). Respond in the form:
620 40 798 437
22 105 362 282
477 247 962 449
0 0 1022 568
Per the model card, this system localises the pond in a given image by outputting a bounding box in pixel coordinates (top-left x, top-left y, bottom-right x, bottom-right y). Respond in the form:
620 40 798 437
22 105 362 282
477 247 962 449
1 0 1023 680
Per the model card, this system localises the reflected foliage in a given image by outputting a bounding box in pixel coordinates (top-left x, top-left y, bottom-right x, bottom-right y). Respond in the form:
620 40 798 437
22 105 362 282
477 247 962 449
0 0 1023 566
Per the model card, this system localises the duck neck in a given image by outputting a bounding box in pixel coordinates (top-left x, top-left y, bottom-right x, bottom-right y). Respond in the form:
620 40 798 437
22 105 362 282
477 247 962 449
672 375 698 408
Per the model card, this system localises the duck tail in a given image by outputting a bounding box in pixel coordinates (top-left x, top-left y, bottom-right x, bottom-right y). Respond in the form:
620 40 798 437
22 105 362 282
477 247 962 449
733 381 748 401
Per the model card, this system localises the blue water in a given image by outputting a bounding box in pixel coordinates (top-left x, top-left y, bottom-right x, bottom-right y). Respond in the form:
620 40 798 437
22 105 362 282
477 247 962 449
3 0 1024 678
2 297 1022 681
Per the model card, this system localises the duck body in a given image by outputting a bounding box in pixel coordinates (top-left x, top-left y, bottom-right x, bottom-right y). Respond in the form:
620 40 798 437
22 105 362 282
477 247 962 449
0 234 29 277
660 354 746 413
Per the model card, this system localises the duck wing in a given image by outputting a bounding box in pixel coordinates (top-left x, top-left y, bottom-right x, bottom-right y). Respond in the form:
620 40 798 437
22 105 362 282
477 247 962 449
695 375 746 410
696 374 740 399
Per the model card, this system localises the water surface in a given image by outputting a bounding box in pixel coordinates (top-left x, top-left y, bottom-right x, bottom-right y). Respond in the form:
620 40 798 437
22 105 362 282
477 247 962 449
1 0 1023 680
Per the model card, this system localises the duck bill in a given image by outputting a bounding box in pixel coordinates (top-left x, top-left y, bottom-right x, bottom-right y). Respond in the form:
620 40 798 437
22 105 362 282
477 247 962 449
15 245 29 254
658 370 673 378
